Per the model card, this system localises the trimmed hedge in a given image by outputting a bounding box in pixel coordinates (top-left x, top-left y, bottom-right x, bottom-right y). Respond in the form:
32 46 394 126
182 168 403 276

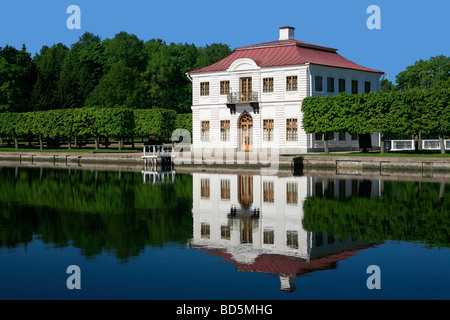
302 88 450 152
0 107 192 149
134 108 177 142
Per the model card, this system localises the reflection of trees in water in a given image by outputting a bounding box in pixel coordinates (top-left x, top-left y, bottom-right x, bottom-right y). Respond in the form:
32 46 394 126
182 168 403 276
304 178 450 248
0 167 193 261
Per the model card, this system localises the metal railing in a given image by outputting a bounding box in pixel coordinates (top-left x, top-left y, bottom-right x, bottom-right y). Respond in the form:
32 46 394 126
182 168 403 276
386 140 415 151
422 139 450 150
385 139 450 151
142 145 174 158
227 91 259 104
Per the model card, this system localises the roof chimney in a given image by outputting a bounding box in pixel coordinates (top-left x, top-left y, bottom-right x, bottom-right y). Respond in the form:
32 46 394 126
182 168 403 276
279 26 295 40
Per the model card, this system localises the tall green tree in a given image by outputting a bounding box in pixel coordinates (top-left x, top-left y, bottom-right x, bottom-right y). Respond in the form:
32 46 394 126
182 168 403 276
102 31 147 73
0 45 35 112
396 55 450 91
142 40 199 113
380 78 396 92
31 43 69 110
58 32 106 109
195 43 233 70
85 62 147 109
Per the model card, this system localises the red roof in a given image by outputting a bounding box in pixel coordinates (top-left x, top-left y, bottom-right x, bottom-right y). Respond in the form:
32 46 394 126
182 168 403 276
196 246 375 276
188 39 383 74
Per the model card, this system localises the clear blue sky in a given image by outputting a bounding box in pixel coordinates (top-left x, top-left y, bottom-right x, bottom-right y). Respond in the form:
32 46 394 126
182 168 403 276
0 0 448 81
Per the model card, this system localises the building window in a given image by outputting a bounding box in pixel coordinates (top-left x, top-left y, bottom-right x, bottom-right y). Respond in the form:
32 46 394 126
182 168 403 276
263 181 274 203
286 75 298 91
315 76 323 92
201 223 210 239
263 77 274 93
201 178 210 199
240 218 253 244
352 80 358 94
263 229 274 245
201 120 210 141
338 78 346 93
338 132 346 141
315 133 323 141
286 182 298 204
221 225 230 240
200 82 209 96
286 118 298 141
315 232 324 247
326 132 335 140
327 77 335 93
286 231 299 249
328 234 335 244
263 119 274 141
220 179 230 200
351 132 358 140
220 80 230 95
220 120 230 141
365 81 371 93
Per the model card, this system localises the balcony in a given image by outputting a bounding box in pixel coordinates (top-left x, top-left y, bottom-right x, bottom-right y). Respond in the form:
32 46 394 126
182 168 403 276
227 91 259 104
226 91 260 115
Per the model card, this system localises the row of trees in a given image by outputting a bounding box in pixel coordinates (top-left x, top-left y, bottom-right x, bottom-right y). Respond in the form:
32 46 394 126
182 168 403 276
0 32 233 114
302 87 450 153
0 108 192 150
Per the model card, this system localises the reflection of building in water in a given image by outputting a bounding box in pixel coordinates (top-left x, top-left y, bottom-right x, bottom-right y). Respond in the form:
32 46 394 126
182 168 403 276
190 173 379 292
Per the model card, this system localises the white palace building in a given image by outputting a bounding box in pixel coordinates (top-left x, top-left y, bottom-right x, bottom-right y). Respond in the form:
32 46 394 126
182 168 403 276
186 26 384 154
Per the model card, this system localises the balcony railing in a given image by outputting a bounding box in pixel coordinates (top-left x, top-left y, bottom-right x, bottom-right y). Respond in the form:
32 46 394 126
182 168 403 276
227 91 259 104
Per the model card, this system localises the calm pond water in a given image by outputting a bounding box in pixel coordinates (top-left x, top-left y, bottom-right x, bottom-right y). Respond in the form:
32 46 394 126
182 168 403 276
0 166 448 300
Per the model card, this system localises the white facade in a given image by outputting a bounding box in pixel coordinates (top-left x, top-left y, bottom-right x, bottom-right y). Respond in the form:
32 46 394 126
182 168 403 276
188 27 383 154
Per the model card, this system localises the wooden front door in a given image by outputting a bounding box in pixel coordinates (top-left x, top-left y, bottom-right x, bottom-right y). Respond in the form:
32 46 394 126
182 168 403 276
240 77 252 102
239 113 253 151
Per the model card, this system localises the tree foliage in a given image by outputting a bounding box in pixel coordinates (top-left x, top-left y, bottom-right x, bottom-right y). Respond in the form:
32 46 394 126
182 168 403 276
31 43 69 111
396 55 450 91
85 62 146 109
0 31 232 114
134 108 177 141
302 88 450 152
0 45 35 113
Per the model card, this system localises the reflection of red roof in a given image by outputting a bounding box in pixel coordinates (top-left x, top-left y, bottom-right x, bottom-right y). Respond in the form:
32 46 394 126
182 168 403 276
197 247 373 276
188 39 383 74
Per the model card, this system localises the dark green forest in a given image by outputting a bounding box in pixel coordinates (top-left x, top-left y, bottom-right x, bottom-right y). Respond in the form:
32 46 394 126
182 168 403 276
0 31 233 114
